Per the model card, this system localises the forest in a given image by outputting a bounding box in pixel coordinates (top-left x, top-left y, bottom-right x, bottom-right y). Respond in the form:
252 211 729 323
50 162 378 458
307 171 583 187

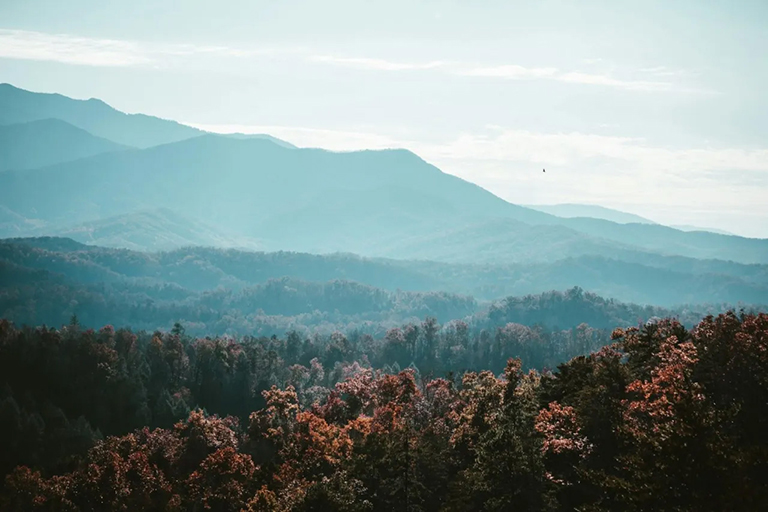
1 311 766 510
0 238 753 338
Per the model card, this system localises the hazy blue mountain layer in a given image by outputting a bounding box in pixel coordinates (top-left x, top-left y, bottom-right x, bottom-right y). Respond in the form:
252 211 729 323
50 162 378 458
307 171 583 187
525 203 656 224
0 238 755 335
1 132 765 265
0 118 128 171
1 83 767 286
1 238 766 308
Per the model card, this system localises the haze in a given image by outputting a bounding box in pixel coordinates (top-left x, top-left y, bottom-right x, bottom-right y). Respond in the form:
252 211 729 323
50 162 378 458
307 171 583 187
1 0 767 237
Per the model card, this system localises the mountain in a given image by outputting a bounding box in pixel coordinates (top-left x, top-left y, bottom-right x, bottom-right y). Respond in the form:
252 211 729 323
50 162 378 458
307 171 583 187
525 202 736 237
50 208 263 252
1 237 766 307
223 132 298 149
0 118 128 171
0 240 743 335
0 83 202 148
0 134 553 247
558 217 767 264
525 203 656 224
1 84 766 273
0 84 298 151
671 224 735 236
2 133 766 266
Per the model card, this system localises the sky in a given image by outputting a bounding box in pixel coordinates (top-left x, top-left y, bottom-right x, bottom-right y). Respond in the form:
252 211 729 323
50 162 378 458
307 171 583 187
1 0 767 237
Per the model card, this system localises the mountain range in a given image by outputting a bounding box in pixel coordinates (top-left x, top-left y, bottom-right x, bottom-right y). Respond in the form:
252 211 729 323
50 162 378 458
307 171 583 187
0 237 761 337
0 82 766 308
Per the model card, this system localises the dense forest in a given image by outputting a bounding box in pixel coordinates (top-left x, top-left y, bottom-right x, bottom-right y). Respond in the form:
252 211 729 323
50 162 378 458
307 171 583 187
1 311 766 510
0 238 756 338
4 237 768 309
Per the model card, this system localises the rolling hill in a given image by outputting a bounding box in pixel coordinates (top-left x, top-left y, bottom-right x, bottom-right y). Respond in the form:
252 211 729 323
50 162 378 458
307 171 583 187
1 237 766 307
51 208 264 252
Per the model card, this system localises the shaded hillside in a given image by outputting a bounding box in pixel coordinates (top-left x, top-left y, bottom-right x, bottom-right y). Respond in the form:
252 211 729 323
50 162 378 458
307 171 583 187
1 238 765 327
51 208 263 252
0 118 128 171
560 216 768 264
223 132 298 149
0 83 202 148
481 287 672 330
381 217 644 264
672 224 735 235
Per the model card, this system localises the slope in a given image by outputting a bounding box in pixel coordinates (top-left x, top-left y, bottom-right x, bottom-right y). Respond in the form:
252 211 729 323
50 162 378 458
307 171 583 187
0 134 555 243
525 203 656 224
0 118 128 171
2 133 766 264
0 83 202 148
1 238 767 307
50 208 264 252
560 217 768 264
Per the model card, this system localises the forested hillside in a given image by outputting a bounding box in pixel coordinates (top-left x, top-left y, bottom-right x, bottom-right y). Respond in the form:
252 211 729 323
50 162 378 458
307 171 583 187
1 312 766 510
1 238 758 336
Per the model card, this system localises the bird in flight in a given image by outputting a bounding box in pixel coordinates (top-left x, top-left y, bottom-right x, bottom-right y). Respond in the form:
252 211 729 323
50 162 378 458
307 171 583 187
543 168 546 172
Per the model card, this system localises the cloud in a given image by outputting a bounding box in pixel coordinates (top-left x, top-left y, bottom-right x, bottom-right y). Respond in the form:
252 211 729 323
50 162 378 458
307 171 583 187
557 71 676 92
0 29 281 67
310 52 706 93
413 128 768 229
0 29 707 93
0 29 151 67
421 129 768 175
456 66 705 93
459 64 558 79
309 55 446 71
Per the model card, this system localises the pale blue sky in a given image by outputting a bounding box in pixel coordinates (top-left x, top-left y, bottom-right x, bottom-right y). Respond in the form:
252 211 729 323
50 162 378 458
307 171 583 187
1 0 767 236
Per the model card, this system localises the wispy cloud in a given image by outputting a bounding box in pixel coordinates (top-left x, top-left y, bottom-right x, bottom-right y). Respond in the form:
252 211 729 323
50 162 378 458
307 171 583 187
459 64 558 79
422 129 768 176
0 29 282 67
0 29 151 67
414 128 768 230
557 71 677 92
1 29 707 94
454 65 705 93
309 53 707 93
309 55 446 71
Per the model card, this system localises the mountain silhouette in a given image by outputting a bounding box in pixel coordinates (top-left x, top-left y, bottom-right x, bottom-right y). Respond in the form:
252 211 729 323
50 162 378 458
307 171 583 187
525 203 656 225
1 132 766 265
0 118 128 171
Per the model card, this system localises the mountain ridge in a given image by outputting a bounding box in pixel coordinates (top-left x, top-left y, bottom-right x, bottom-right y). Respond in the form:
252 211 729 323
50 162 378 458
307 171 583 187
0 118 129 171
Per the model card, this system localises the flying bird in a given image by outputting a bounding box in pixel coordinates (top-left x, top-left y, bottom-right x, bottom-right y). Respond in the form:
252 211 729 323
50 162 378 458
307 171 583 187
543 168 546 172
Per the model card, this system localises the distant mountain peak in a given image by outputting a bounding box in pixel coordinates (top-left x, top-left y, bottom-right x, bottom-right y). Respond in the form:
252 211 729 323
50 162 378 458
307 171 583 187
525 203 657 225
0 83 202 148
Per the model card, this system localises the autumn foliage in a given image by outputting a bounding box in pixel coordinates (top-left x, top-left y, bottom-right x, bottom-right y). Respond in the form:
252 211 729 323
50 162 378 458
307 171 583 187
1 312 767 510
